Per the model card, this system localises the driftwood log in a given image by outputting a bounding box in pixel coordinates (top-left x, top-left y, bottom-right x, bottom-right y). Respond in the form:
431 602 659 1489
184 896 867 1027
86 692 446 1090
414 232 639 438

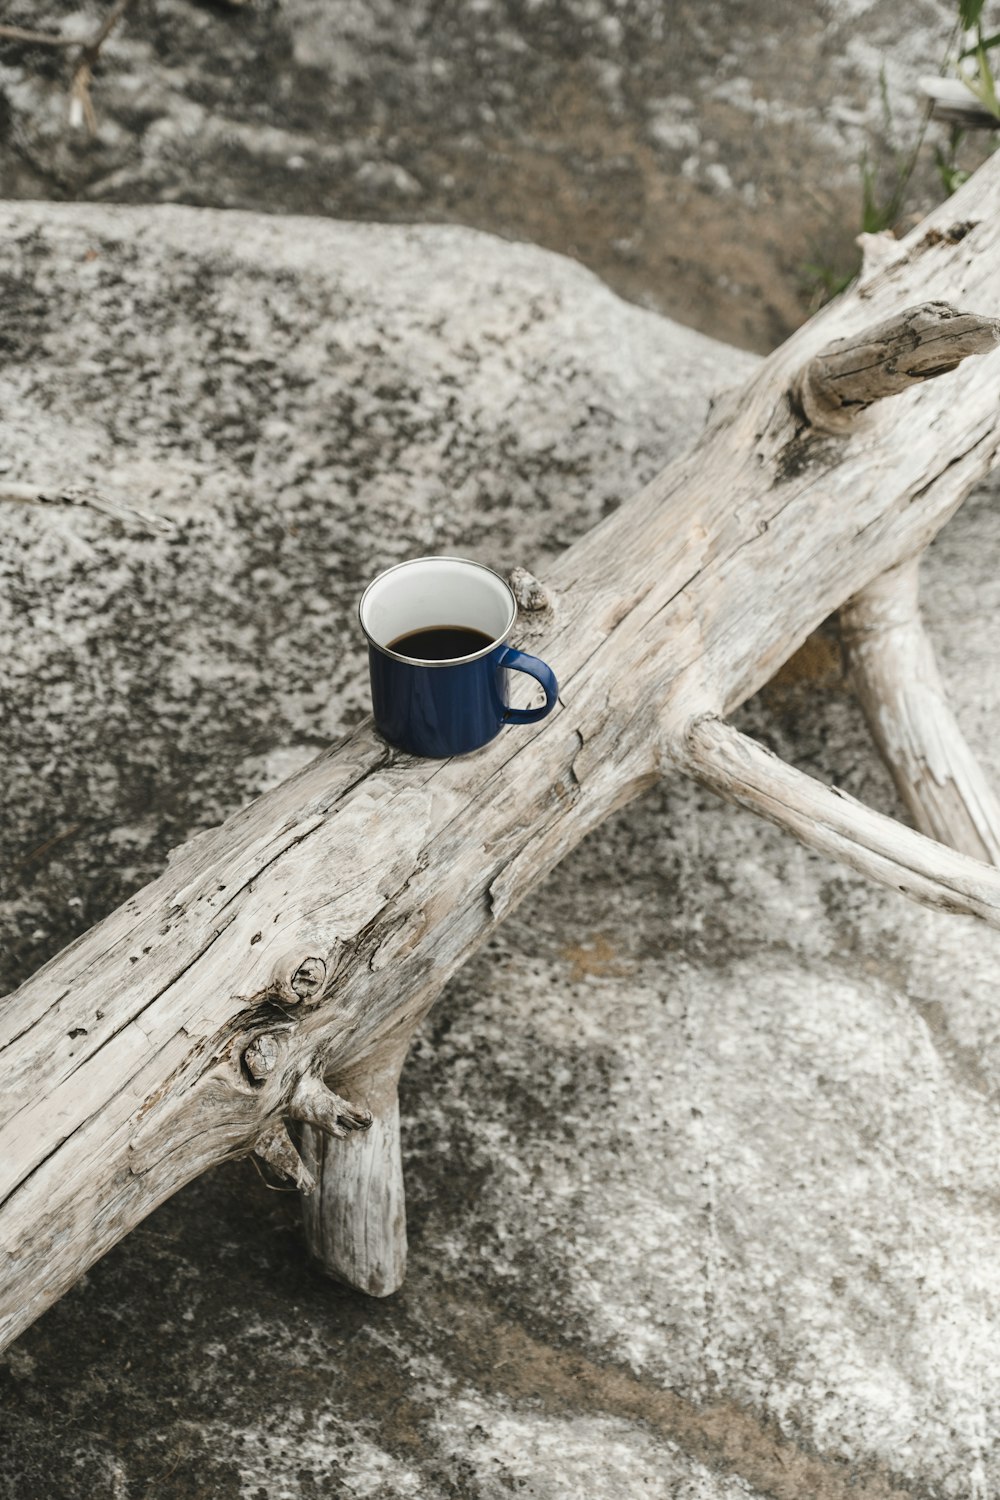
5 156 1000 1353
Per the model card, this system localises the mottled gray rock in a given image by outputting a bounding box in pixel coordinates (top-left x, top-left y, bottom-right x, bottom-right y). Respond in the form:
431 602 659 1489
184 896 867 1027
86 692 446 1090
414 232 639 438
4 199 1000 1499
0 0 986 350
0 198 749 991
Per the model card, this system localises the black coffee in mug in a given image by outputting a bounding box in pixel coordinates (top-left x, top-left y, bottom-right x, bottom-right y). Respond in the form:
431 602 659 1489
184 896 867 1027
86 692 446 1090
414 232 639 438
389 626 494 662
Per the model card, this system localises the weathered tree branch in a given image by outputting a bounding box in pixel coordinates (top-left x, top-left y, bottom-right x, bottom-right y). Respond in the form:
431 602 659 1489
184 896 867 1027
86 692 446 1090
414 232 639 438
680 716 1000 924
0 481 173 534
0 25 80 48
300 1050 409 1296
0 0 136 133
791 302 1000 434
4 153 1000 1351
840 558 1000 864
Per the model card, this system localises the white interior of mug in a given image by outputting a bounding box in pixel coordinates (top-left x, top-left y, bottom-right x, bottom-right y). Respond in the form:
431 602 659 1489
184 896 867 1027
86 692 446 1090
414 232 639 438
360 557 515 658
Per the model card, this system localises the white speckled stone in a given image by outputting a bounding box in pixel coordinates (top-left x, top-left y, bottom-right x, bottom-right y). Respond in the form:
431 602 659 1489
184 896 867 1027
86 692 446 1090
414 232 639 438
0 0 976 352
0 199 750 988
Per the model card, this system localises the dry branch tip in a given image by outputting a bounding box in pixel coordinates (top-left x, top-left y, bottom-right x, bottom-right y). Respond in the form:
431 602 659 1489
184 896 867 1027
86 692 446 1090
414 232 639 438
792 302 1000 435
289 1074 373 1137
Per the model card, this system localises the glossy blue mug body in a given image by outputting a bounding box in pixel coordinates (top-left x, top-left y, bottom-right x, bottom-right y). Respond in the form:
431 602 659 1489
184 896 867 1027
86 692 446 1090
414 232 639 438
360 557 558 759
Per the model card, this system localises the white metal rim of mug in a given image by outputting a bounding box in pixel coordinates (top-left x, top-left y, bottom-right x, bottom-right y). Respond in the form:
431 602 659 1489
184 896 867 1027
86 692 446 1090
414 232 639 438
358 556 518 668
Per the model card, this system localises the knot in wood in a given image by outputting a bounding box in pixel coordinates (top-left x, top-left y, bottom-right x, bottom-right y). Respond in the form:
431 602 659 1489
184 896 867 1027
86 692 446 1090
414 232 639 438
243 1033 280 1080
290 956 326 1002
508 566 553 613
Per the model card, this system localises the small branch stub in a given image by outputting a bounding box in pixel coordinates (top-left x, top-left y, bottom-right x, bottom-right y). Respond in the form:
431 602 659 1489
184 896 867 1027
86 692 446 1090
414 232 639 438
289 1074 373 1138
290 956 327 1002
793 301 1000 434
252 1065 372 1191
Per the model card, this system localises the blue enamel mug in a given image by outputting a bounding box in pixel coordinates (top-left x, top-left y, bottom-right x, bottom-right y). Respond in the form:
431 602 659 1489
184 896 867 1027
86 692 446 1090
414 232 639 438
359 556 558 758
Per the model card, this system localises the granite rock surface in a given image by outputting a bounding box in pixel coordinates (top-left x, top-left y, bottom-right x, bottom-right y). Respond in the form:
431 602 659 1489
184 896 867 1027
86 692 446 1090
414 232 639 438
0 198 750 991
3 200 1000 1499
0 0 987 350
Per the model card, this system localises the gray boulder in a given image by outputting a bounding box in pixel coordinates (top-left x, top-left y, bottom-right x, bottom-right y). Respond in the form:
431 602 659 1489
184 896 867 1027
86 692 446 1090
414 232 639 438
0 0 975 350
1 199 750 990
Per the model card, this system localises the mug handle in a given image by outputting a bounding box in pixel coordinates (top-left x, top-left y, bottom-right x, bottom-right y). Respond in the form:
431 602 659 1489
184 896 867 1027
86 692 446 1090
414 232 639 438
498 646 559 725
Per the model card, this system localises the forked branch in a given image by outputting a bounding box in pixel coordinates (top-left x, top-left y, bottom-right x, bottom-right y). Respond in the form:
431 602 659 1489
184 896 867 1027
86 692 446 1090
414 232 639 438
0 0 137 133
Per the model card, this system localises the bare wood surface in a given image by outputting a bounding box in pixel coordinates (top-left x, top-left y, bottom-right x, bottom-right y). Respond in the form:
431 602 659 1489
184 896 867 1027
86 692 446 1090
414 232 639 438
300 1048 409 1295
681 716 1000 923
791 302 1000 434
300 1104 406 1296
5 153 1000 1350
841 558 1000 864
301 1108 407 1296
856 230 901 280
